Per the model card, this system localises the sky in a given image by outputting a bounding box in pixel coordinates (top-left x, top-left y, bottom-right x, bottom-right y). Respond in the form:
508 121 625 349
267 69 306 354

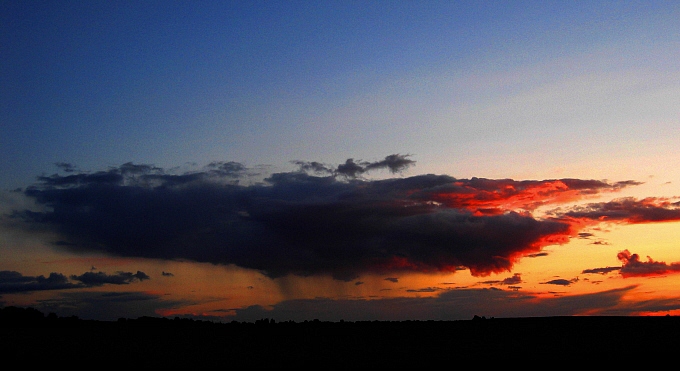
2 0 680 322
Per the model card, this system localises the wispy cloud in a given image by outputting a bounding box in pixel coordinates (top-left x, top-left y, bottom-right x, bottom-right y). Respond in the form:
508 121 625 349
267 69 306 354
293 153 415 178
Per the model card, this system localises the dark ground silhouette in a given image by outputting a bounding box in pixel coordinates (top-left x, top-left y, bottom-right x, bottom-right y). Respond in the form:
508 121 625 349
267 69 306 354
1 306 677 366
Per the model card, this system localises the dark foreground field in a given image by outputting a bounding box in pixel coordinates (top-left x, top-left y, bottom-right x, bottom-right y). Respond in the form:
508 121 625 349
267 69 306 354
1 306 677 366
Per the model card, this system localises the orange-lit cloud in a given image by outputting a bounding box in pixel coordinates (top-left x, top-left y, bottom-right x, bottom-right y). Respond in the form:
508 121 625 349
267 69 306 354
410 178 638 215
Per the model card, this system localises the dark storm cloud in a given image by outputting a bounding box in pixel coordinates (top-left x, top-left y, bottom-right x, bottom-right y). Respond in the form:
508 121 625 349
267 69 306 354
11 155 654 281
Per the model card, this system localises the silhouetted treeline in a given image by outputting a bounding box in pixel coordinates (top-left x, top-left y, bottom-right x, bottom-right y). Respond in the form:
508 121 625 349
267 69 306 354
1 306 678 366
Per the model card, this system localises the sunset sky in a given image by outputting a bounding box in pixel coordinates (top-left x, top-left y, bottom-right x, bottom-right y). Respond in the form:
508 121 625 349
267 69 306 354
2 1 680 322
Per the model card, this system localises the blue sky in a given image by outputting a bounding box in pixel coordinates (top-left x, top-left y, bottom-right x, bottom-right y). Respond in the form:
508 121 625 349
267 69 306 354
4 1 678 190
3 1 680 321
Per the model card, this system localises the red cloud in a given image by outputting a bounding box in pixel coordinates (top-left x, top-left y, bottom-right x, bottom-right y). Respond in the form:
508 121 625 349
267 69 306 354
414 178 635 215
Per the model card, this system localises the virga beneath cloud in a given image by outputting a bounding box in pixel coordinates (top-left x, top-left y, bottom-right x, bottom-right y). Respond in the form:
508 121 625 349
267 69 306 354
9 155 680 282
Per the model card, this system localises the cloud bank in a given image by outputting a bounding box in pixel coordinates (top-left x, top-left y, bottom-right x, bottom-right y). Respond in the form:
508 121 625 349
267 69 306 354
10 155 671 281
0 270 149 294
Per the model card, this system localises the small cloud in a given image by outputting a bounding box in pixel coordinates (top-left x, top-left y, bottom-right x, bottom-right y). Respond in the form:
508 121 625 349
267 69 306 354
480 273 522 286
406 287 443 293
502 273 522 285
541 277 579 286
54 162 76 173
617 250 680 278
384 277 399 283
582 266 621 275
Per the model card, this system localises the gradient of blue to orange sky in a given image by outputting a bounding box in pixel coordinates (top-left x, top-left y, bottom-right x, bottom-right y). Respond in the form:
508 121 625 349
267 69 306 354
2 1 680 322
